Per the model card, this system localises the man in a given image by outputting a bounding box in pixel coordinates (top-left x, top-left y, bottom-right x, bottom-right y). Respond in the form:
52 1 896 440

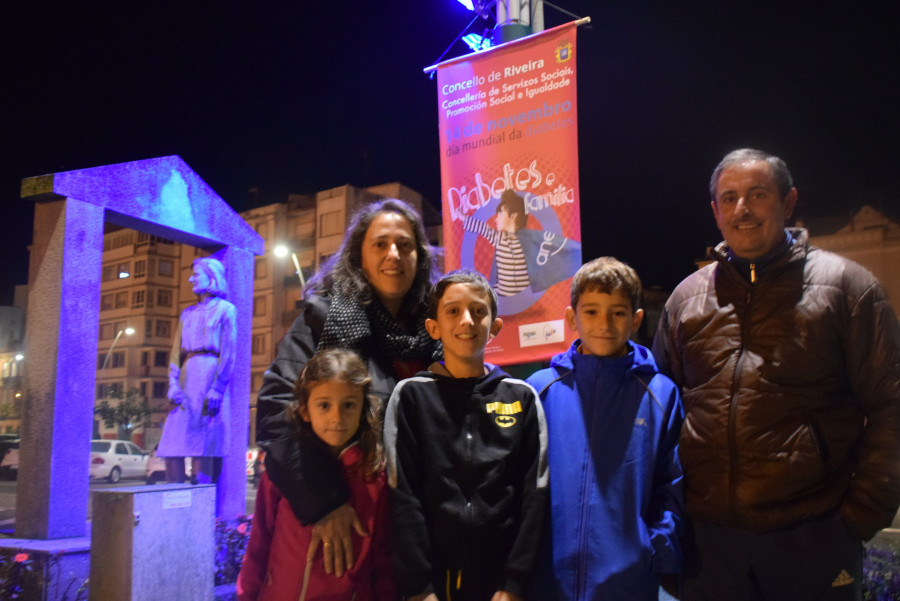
653 148 900 600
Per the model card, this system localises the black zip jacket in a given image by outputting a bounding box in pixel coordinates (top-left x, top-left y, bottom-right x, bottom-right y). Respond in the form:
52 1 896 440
384 364 548 599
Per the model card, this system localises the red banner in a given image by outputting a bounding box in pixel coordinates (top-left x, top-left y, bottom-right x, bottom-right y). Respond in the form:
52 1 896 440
436 22 582 365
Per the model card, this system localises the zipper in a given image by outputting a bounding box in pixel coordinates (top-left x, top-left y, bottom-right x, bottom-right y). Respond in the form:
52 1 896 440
729 275 754 525
575 371 599 599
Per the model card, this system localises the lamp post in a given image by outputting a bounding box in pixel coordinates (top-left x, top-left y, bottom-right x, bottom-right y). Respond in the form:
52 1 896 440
102 327 135 370
274 244 306 288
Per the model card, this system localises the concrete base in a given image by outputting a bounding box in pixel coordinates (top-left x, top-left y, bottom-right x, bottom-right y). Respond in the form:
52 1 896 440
90 483 215 601
0 536 91 601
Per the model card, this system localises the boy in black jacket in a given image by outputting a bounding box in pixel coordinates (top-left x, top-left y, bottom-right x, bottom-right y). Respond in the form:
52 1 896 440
384 269 548 601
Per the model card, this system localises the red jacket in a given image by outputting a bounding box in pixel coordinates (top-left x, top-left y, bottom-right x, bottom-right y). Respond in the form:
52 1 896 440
237 443 395 601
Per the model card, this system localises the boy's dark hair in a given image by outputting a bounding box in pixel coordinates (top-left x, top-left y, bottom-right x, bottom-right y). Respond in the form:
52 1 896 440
428 269 499 320
290 349 384 480
570 257 642 312
496 189 528 230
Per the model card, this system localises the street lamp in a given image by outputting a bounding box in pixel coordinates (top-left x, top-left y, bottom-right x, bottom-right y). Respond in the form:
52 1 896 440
102 327 135 370
274 244 306 288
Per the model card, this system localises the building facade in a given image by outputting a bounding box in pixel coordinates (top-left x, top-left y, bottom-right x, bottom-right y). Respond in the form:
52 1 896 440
804 205 900 319
83 182 440 449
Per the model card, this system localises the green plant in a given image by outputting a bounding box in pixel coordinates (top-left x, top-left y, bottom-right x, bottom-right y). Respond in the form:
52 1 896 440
0 551 43 600
215 514 253 586
863 545 900 601
0 550 87 601
94 387 152 440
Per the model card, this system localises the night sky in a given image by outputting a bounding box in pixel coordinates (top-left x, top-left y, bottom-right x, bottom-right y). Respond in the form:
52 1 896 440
2 1 898 305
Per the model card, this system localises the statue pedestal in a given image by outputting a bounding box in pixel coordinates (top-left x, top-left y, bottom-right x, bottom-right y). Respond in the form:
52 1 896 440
90 484 215 601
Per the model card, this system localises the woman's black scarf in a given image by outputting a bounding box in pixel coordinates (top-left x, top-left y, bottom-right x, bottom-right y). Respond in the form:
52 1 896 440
317 288 440 362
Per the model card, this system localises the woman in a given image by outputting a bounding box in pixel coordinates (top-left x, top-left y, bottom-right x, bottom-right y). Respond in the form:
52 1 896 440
256 198 441 575
158 257 237 484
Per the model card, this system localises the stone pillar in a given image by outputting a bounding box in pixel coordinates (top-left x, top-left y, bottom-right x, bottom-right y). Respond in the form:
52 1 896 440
17 195 104 539
210 245 253 518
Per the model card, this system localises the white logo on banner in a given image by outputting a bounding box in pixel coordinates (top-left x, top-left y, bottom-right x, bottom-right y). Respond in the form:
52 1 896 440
518 320 565 347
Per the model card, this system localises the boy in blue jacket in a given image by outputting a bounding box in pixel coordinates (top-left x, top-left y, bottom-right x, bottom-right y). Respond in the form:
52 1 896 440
527 256 684 601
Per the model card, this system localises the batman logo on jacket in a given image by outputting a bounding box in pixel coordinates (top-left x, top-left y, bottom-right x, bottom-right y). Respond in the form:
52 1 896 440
495 415 517 428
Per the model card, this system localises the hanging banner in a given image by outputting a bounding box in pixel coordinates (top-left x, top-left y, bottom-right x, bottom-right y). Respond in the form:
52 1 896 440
435 22 582 365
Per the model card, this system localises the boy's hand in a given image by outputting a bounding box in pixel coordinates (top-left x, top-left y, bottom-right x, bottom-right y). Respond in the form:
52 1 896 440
306 503 369 577
491 592 522 601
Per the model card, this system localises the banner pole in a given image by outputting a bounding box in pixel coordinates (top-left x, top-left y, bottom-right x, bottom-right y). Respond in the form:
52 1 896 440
423 17 591 75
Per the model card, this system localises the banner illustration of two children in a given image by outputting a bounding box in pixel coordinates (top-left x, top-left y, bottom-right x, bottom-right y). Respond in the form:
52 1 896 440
436 22 583 364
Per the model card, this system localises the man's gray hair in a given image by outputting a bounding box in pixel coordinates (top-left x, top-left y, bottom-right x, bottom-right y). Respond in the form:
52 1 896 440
709 148 794 201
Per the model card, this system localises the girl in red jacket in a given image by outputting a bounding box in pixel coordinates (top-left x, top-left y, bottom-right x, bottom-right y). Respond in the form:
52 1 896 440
238 349 396 601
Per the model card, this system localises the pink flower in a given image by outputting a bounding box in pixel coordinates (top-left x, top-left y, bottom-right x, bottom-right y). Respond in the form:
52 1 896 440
14 553 29 562
237 523 248 534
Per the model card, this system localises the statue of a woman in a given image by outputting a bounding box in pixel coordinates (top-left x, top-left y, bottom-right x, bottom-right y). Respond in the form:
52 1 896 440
157 257 236 484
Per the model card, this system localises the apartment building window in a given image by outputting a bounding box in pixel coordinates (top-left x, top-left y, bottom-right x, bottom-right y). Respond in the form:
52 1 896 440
97 382 123 399
139 382 147 397
141 351 149 367
253 296 266 317
154 351 168 367
97 352 124 369
157 289 172 307
110 352 125 369
255 258 268 280
99 323 114 340
152 381 167 399
158 259 174 277
102 265 117 282
115 291 128 308
100 294 114 311
252 334 267 355
134 259 146 278
117 262 130 278
132 290 145 308
319 211 342 236
156 320 171 338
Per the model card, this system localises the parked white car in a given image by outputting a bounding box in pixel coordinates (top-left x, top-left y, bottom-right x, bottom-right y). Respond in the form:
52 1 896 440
90 439 149 483
144 445 192 484
0 436 18 479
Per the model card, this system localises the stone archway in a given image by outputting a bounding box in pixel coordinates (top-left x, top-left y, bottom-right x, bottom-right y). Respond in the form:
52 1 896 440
17 156 262 539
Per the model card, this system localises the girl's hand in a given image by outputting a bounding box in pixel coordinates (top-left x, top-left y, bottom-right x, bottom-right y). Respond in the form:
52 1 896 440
491 592 521 601
409 595 439 601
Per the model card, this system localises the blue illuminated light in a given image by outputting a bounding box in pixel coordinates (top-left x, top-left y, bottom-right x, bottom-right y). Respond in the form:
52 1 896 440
463 34 491 52
456 0 475 10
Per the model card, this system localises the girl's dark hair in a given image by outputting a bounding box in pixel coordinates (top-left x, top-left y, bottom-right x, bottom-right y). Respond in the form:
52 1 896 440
305 198 440 314
289 349 384 479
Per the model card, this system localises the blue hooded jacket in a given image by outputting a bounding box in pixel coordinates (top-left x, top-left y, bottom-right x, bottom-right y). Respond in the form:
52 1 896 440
526 340 685 601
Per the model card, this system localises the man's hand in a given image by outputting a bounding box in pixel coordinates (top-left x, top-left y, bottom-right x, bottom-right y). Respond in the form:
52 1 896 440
409 595 439 601
205 389 223 417
306 503 368 577
491 592 522 601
